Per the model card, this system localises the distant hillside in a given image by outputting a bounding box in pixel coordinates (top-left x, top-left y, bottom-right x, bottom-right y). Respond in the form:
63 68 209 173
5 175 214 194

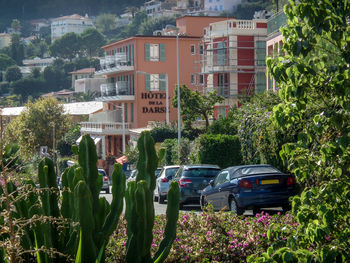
0 0 144 20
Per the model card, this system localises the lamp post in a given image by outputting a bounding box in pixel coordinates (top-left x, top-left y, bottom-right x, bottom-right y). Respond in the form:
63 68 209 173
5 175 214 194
136 71 169 125
176 33 181 153
114 103 126 154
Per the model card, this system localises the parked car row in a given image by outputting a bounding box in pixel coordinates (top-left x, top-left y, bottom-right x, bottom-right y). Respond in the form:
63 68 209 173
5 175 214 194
152 164 298 214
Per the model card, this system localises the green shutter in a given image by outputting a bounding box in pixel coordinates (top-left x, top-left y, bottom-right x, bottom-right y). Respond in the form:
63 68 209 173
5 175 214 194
131 103 134 122
145 74 150 91
124 104 128 122
145 43 150 61
160 43 165 61
159 74 166 91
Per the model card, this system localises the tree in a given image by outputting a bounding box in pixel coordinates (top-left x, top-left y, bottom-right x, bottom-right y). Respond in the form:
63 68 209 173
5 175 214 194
96 13 117 33
11 77 46 102
9 34 24 65
250 0 350 262
172 85 224 130
11 19 21 33
5 65 22 82
0 53 16 71
43 64 66 91
232 0 272 19
6 97 71 156
49 32 82 60
81 28 106 57
138 16 176 35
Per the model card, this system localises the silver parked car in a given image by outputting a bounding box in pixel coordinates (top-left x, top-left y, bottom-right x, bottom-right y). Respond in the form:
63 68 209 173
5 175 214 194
154 165 180 204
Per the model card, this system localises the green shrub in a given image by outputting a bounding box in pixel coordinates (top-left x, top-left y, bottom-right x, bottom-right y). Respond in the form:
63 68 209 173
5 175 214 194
192 134 242 168
150 126 177 143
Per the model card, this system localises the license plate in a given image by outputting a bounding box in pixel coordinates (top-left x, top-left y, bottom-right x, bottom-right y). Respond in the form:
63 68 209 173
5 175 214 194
261 179 279 185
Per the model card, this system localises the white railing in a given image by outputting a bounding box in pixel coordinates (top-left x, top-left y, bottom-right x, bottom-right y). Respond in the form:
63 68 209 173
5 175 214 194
100 83 115 96
236 20 254 29
99 53 128 69
80 122 130 135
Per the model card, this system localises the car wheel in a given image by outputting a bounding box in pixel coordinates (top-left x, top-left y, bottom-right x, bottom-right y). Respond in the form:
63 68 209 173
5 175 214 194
154 193 158 202
230 198 243 215
158 194 165 204
105 187 110 194
200 196 208 211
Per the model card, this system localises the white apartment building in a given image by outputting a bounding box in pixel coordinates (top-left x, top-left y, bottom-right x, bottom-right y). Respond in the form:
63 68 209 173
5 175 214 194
51 14 94 42
204 0 242 14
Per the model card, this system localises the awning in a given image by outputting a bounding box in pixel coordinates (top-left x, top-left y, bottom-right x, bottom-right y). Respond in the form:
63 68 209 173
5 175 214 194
76 135 103 145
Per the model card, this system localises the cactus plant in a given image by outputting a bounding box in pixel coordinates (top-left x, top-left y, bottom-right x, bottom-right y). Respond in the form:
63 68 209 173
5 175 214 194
125 131 180 263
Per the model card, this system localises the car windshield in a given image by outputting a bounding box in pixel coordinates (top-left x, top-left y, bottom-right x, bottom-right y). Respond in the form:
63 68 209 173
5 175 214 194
240 166 280 175
183 168 220 177
155 169 162 177
165 168 179 179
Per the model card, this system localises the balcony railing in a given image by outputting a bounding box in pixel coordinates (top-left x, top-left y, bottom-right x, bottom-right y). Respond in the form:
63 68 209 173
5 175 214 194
100 81 129 96
95 53 134 75
80 122 130 135
206 84 236 98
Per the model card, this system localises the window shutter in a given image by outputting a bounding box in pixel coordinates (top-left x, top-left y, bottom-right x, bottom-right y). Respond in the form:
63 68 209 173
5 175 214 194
160 43 165 61
159 74 166 91
145 74 150 91
145 43 150 61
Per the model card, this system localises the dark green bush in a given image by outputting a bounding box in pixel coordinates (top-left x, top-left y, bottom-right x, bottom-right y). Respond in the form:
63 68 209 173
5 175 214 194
193 134 242 168
150 126 177 143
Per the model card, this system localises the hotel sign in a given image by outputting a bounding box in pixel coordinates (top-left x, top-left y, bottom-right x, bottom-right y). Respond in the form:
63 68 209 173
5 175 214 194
141 92 166 113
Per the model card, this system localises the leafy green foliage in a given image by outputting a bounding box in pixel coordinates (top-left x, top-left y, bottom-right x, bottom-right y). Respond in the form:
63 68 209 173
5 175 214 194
0 53 16 71
6 97 71 156
57 124 81 156
150 126 177 143
81 28 106 57
5 65 22 82
9 34 24 65
191 134 242 169
249 0 350 261
172 85 224 130
49 32 82 60
96 14 117 33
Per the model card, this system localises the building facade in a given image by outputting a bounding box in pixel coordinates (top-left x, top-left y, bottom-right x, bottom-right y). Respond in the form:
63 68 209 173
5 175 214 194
198 18 267 118
0 33 11 49
204 0 242 14
51 14 94 42
266 11 287 92
81 16 243 161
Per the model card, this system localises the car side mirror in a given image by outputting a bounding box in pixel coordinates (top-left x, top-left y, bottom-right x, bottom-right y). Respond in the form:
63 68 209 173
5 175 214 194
210 180 214 187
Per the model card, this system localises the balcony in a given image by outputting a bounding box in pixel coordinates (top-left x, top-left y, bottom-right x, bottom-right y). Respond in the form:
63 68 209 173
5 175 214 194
95 53 134 75
267 11 287 35
206 84 237 98
80 122 131 135
97 82 135 101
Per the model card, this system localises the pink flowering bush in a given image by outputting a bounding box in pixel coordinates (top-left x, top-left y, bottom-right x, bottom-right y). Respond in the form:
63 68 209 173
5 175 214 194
106 207 297 262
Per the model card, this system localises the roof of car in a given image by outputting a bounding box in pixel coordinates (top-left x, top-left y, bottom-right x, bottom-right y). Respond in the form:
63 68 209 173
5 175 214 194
182 164 220 169
223 164 279 173
162 165 180 169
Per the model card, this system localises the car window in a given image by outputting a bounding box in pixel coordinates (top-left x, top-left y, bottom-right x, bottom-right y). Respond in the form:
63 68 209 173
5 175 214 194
165 168 179 179
183 168 220 177
98 170 106 177
214 171 229 186
240 166 280 175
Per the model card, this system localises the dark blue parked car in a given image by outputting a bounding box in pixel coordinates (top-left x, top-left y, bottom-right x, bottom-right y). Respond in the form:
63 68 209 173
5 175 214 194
200 164 298 215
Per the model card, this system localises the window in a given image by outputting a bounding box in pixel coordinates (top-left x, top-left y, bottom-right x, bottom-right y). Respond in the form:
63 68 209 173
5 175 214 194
191 74 196 84
199 44 204 55
145 74 166 91
145 43 166 61
199 74 204 84
190 45 195 55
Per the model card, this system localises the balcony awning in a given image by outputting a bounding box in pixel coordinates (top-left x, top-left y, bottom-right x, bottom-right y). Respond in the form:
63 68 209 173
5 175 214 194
76 135 103 145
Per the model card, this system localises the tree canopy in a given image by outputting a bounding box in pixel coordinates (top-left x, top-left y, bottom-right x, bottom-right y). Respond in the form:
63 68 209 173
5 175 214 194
81 28 106 57
5 66 22 82
172 85 224 130
6 97 71 156
0 53 16 71
96 14 117 33
49 32 82 60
